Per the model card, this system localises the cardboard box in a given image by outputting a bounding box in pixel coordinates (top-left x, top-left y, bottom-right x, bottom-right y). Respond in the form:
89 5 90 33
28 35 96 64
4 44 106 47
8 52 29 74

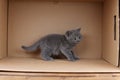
0 0 119 72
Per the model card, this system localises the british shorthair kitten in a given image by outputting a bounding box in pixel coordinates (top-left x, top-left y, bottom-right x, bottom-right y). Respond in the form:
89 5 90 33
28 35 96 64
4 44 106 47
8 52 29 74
22 28 82 61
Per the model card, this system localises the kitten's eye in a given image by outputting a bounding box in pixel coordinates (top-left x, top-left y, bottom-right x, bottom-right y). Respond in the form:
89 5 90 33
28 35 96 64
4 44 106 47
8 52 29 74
79 36 81 39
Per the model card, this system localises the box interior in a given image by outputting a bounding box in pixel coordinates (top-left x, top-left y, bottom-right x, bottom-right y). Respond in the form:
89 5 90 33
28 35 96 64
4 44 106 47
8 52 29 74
9 0 103 59
0 0 119 72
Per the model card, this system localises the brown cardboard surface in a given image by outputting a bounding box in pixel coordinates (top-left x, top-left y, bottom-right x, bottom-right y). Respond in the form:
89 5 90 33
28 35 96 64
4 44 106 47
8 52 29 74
0 57 120 72
102 0 119 66
0 0 7 59
8 1 102 59
0 0 119 73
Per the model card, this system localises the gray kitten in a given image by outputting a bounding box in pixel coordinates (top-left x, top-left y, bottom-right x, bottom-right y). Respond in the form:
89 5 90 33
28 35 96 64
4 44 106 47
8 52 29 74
22 28 82 61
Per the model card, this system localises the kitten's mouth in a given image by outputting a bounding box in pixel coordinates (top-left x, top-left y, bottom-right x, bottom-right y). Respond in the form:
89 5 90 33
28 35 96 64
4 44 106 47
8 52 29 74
74 41 80 43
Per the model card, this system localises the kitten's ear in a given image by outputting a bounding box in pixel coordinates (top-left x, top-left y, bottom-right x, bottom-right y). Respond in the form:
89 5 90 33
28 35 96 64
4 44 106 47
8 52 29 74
65 31 72 38
76 28 81 32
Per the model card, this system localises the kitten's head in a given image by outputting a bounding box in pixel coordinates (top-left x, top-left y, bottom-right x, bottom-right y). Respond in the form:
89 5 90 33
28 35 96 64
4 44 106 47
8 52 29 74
65 28 82 44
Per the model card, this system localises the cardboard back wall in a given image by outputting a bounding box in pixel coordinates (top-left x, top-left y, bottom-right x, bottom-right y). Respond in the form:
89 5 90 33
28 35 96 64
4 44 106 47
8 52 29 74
8 1 102 58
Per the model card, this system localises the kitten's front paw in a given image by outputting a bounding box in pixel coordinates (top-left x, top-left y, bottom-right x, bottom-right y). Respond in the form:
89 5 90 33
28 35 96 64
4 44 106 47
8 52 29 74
75 57 80 60
43 58 54 61
68 58 76 61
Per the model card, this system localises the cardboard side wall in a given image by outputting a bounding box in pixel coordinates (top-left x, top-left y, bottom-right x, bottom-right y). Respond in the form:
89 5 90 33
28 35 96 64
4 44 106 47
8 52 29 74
0 0 7 59
103 0 119 66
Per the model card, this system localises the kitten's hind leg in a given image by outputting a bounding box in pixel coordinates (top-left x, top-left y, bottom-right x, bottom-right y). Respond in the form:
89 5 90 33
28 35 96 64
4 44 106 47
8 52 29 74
40 49 54 61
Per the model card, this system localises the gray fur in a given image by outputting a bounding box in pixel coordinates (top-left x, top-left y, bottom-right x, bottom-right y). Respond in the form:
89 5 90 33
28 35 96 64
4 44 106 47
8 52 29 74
22 28 82 61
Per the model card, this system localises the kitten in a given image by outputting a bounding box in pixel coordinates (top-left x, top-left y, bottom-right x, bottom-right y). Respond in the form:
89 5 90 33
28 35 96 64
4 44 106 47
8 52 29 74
22 28 82 61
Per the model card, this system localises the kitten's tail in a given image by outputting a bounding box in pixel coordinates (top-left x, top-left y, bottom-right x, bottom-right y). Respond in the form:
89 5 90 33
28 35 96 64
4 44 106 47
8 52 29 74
22 42 40 52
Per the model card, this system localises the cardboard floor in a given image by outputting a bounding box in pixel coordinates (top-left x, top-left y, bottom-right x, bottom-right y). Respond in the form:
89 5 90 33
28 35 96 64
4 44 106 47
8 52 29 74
0 57 120 72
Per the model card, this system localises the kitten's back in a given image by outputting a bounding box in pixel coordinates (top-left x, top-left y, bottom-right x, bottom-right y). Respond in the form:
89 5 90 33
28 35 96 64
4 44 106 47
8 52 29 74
40 34 65 48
